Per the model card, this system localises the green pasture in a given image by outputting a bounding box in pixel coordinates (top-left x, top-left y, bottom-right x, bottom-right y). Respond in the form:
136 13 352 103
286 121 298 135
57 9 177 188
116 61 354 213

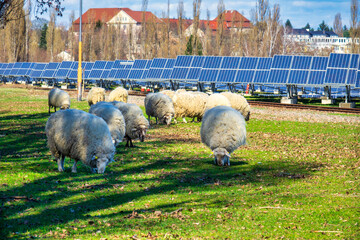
0 87 359 239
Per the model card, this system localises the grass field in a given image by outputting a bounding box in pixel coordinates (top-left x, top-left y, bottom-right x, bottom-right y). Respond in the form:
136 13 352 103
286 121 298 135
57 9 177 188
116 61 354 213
0 86 359 239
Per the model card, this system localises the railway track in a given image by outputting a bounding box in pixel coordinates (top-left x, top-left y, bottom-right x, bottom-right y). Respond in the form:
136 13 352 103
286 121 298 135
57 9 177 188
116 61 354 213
248 101 360 114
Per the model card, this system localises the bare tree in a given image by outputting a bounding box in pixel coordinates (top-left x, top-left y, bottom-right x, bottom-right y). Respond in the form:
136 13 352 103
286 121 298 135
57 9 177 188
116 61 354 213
141 0 148 58
177 0 185 54
46 11 56 61
216 0 225 55
351 0 360 53
333 13 343 36
192 0 201 55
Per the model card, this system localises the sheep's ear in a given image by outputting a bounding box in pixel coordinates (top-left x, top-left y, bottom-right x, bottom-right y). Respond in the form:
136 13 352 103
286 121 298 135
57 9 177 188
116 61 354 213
132 128 137 132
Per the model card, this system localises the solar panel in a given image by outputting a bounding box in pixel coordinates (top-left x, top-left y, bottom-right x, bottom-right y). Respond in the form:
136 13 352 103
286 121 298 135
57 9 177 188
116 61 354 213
221 57 241 69
174 55 193 67
29 63 48 78
202 56 223 68
187 68 202 81
253 57 272 84
0 63 8 76
3 63 15 76
324 53 359 86
55 61 75 78
268 55 294 84
235 57 258 83
191 56 205 67
111 61 133 79
127 59 152 80
217 69 237 83
307 56 328 86
89 61 113 80
287 56 312 85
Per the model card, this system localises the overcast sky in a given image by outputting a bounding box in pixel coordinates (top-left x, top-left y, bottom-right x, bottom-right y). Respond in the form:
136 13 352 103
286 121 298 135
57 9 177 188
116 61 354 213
39 0 351 30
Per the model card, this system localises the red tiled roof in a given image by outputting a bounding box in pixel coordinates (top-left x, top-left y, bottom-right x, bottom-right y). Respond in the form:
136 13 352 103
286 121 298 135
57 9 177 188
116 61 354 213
73 7 162 26
214 10 251 24
161 18 193 29
73 8 123 24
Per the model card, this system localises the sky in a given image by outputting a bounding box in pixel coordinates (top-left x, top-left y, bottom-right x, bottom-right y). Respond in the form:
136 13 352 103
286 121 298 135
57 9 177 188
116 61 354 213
35 0 352 30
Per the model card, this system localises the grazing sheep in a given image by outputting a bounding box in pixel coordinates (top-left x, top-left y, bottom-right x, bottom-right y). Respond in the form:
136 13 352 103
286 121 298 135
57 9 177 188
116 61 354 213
108 87 128 102
48 88 70 114
115 103 150 147
144 93 175 125
87 87 106 106
200 106 246 166
220 92 251 121
89 102 126 146
159 90 175 99
172 91 209 123
205 93 231 111
45 109 115 173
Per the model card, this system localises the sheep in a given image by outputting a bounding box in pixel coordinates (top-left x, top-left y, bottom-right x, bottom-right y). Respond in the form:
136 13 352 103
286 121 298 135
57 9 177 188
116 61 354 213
87 87 106 106
220 92 251 121
89 102 126 146
48 88 71 114
200 106 246 166
172 91 209 123
108 87 128 102
45 109 115 173
144 93 175 125
204 93 231 111
159 90 175 99
114 102 150 147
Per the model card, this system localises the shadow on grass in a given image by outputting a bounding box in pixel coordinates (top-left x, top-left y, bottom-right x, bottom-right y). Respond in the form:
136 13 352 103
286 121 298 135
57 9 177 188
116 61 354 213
0 148 324 238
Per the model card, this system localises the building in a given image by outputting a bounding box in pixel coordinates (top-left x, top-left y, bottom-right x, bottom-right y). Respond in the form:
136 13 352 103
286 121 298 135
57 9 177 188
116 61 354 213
286 28 354 53
72 7 162 33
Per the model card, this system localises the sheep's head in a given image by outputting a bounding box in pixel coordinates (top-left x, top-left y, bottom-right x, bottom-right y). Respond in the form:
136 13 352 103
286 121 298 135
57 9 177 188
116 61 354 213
60 104 70 110
161 113 173 125
90 155 112 174
213 148 231 166
245 111 250 121
131 125 148 142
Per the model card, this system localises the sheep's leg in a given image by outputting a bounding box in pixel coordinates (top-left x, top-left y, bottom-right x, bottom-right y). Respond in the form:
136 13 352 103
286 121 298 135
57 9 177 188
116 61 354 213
191 117 195 122
71 159 79 173
155 117 158 124
182 117 187 123
54 107 57 112
129 139 134 148
57 155 65 172
125 137 130 147
48 106 51 114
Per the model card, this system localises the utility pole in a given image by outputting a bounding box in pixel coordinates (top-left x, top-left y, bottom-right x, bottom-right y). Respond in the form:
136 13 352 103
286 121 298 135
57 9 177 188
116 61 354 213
77 0 83 101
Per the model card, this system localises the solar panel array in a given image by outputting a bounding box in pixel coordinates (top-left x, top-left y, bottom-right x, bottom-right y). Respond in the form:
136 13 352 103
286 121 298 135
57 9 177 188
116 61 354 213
0 54 359 90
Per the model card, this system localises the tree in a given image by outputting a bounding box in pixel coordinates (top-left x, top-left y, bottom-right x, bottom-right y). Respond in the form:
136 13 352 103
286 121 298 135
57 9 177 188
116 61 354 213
1 0 64 28
177 0 185 55
350 0 360 53
185 35 193 55
39 23 47 49
216 0 225 55
343 25 350 37
333 13 343 36
303 23 314 31
285 19 292 29
192 0 201 55
318 20 330 31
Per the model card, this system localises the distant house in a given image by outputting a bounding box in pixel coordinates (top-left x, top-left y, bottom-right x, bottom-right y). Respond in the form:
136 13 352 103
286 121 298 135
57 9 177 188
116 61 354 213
56 50 74 61
72 7 162 33
184 10 252 37
286 28 354 53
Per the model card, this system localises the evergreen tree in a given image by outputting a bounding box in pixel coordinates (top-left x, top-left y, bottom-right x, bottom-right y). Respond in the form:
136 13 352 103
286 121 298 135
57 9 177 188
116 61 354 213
303 23 314 31
343 25 350 37
285 19 293 29
185 35 193 55
39 23 48 49
318 20 330 31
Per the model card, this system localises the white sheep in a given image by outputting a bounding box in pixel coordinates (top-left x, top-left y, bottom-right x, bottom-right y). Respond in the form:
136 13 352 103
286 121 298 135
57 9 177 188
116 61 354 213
45 109 115 173
89 102 126 146
220 92 251 121
144 93 175 125
108 87 128 102
205 93 231 111
159 90 175 99
114 102 150 147
200 106 246 166
48 88 71 114
172 91 209 123
87 87 106 106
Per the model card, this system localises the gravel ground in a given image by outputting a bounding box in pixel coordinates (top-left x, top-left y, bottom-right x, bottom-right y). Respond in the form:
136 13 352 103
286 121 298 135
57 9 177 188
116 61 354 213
128 94 360 124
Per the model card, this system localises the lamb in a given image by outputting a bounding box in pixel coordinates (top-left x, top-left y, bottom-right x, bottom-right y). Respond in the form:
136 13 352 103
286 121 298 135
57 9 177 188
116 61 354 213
144 93 175 125
200 106 246 166
45 109 115 173
89 102 126 146
114 102 150 147
48 88 71 114
204 93 231 111
172 91 209 123
220 92 251 121
108 87 128 102
87 87 106 106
